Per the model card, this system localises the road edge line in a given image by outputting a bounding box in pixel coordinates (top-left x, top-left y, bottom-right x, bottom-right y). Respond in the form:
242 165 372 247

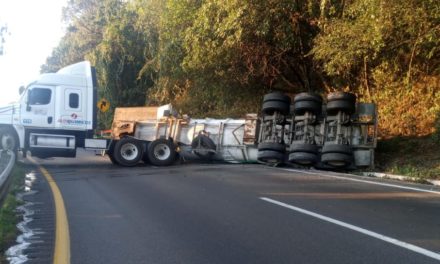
282 168 440 195
260 197 440 261
29 157 70 264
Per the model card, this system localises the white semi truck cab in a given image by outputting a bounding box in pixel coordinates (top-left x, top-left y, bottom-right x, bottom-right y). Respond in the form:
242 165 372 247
0 61 98 158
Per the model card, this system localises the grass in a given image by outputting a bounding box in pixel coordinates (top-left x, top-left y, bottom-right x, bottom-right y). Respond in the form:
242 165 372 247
375 135 440 180
0 163 25 263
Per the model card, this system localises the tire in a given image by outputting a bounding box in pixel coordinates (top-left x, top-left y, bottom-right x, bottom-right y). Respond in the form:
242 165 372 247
191 134 216 159
147 138 176 166
289 144 318 154
258 142 286 153
257 150 285 164
293 100 322 115
321 152 352 167
0 128 18 151
293 93 322 115
327 92 356 103
263 92 291 104
293 93 322 103
326 100 356 115
106 144 119 165
113 137 143 167
142 152 150 164
262 100 290 115
322 144 352 154
109 154 119 165
288 152 318 165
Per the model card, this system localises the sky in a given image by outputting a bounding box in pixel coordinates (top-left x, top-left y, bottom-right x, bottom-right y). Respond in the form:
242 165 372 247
0 0 67 105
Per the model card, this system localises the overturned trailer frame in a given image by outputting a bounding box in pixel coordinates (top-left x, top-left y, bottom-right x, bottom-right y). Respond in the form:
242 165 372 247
258 91 377 170
107 91 377 170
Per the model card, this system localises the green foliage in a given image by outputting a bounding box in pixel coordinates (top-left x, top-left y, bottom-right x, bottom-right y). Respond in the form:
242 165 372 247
150 0 325 117
372 75 440 137
313 0 440 90
42 0 440 137
376 136 440 179
0 165 25 261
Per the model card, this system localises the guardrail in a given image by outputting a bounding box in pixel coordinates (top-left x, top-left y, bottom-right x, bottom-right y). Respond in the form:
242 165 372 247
0 150 17 204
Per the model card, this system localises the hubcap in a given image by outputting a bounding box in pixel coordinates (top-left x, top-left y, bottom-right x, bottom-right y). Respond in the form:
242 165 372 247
120 143 139 161
153 143 171 160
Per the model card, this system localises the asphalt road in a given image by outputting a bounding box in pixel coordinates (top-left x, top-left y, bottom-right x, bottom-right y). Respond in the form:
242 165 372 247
28 150 440 264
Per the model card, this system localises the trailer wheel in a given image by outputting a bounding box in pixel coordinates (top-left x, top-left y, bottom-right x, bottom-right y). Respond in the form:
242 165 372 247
327 91 356 102
191 134 216 159
293 100 322 115
257 150 285 164
148 139 176 166
263 92 291 103
113 137 143 167
262 92 291 115
106 150 119 165
106 143 119 165
258 142 286 153
289 143 319 154
326 92 356 115
141 152 150 164
321 153 352 168
288 152 318 165
326 100 356 115
293 93 322 115
262 101 290 116
322 144 352 154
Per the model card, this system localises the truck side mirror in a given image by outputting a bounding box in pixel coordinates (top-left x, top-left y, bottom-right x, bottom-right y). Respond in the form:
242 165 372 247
18 86 25 95
26 90 32 111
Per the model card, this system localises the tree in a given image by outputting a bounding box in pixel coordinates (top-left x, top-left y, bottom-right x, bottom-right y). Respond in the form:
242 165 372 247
313 0 440 93
150 0 326 117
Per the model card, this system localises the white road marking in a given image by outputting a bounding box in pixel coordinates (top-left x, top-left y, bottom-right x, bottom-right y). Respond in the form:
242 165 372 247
261 197 440 261
283 169 440 195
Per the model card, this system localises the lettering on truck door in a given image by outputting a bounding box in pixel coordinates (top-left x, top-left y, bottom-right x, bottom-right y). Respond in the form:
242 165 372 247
20 86 56 128
56 88 88 130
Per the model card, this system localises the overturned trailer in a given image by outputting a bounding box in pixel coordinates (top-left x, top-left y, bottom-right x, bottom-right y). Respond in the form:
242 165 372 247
258 91 377 170
108 91 377 170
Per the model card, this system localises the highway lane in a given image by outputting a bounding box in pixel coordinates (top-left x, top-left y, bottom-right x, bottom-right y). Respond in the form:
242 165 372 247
30 150 440 264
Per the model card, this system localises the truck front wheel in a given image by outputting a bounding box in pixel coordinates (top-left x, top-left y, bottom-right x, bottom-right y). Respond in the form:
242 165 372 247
113 137 143 167
0 128 17 151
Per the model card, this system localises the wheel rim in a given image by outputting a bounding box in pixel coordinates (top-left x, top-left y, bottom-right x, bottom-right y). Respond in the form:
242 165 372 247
1 134 15 150
120 143 139 161
153 143 171 160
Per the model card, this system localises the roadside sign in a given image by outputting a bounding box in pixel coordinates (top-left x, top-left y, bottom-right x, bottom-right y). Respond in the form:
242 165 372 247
97 98 110 113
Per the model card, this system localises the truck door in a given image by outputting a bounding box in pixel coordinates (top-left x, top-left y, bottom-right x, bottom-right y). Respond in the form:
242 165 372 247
54 87 88 130
20 86 56 128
